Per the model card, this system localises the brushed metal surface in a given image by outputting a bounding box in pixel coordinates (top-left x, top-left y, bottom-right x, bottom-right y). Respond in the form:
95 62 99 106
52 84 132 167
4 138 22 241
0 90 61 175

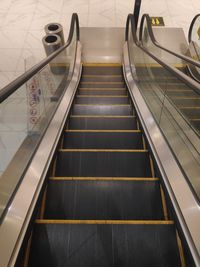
123 42 200 266
80 27 124 63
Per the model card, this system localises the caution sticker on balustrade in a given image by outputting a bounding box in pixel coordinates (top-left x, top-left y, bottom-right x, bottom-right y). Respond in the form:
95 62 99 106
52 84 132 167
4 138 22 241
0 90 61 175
151 17 165 26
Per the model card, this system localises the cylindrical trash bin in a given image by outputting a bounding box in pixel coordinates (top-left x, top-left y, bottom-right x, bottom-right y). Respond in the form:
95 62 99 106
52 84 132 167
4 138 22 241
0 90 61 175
45 23 65 45
42 33 66 74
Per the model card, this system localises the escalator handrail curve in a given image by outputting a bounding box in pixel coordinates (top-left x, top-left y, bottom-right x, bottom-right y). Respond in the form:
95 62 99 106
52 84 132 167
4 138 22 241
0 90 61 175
188 13 200 43
125 13 200 94
139 13 200 69
0 13 80 104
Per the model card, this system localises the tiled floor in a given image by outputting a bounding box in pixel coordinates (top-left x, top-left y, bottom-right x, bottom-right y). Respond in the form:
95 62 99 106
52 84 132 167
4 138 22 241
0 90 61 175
0 0 199 89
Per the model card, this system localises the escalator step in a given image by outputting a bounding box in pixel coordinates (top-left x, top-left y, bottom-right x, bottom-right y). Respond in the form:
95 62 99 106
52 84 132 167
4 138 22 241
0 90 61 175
78 89 127 95
81 75 124 82
68 116 137 130
166 90 196 97
63 131 143 149
190 119 200 132
75 96 129 104
79 82 125 88
55 150 152 177
72 104 134 115
180 107 200 119
170 97 200 107
82 65 123 75
157 82 187 88
44 179 164 220
29 223 181 267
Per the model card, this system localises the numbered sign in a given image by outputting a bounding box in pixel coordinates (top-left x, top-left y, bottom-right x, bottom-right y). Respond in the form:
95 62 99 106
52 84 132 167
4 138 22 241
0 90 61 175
151 17 165 26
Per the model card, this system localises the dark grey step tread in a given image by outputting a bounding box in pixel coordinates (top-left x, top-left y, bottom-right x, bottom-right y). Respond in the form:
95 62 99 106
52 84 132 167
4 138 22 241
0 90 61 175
82 66 123 75
80 82 125 88
179 107 200 119
165 90 197 97
55 150 152 177
71 104 134 115
137 65 185 72
68 117 137 130
137 72 178 80
170 98 200 106
78 89 127 95
81 76 124 82
75 96 130 104
63 131 143 149
29 223 181 267
142 84 189 92
44 179 164 220
190 120 200 132
159 85 190 91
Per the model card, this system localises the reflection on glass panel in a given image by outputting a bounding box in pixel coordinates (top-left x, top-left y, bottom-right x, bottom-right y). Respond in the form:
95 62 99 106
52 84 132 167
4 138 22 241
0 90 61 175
0 23 78 218
0 86 27 177
191 16 200 48
127 26 200 199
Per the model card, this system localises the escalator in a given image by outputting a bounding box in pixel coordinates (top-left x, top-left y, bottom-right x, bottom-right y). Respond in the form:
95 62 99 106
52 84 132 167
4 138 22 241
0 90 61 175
187 13 200 82
188 14 200 62
137 14 200 134
23 64 184 267
136 66 200 132
0 13 200 267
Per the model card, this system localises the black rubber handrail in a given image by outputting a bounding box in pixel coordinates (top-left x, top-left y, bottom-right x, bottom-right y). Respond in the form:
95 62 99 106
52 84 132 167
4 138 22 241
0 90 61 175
188 14 200 43
139 13 200 69
125 13 200 94
0 13 79 103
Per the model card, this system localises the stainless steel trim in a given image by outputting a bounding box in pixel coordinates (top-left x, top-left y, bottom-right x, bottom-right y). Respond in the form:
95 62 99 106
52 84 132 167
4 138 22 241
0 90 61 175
0 42 82 267
123 42 200 266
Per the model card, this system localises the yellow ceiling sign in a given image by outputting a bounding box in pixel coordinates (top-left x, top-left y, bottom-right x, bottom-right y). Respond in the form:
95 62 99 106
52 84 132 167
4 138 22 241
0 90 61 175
151 17 165 26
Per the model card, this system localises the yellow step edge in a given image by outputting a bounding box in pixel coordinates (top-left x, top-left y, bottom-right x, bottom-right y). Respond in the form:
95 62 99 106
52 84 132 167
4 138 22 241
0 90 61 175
82 63 122 67
50 177 159 181
70 115 135 118
179 106 200 109
74 104 131 106
82 75 122 77
59 149 148 152
65 130 141 133
81 82 124 84
76 95 128 98
79 88 126 90
35 219 174 225
135 63 186 68
176 231 186 267
165 89 191 92
157 82 186 85
171 97 200 100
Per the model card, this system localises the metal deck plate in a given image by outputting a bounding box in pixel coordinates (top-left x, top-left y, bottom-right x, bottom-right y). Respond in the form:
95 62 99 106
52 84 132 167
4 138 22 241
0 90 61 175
80 27 188 64
80 27 125 63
